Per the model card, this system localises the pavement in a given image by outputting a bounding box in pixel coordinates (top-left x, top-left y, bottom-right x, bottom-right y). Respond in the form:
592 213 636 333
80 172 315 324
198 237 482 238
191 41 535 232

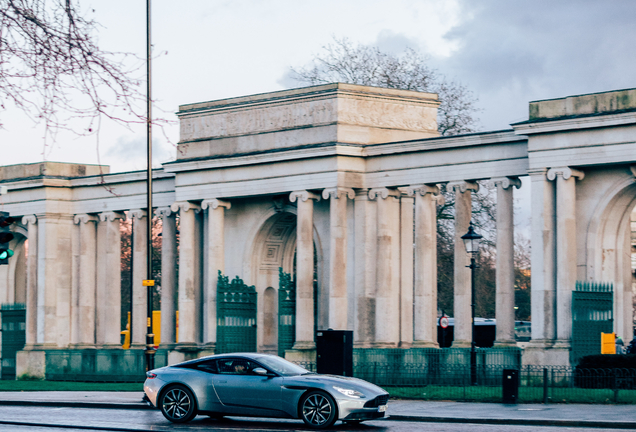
0 392 635 429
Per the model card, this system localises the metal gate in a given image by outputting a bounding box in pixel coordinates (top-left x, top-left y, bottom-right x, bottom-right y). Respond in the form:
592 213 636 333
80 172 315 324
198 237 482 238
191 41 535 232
278 268 295 357
572 281 613 365
216 271 257 354
1 303 26 380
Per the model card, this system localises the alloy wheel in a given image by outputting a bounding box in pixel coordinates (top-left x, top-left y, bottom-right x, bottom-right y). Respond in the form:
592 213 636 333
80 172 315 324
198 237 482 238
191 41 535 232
162 387 194 422
302 392 335 427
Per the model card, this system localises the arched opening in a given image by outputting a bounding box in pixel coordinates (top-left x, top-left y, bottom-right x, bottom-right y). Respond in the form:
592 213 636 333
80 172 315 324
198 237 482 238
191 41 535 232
586 177 636 340
249 208 322 353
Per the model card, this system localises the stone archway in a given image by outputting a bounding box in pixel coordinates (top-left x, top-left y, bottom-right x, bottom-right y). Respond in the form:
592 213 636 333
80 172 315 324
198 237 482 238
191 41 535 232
585 173 636 339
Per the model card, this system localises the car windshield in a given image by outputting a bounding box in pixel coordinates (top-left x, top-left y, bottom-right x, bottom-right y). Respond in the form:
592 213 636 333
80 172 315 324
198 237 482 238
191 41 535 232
256 356 311 376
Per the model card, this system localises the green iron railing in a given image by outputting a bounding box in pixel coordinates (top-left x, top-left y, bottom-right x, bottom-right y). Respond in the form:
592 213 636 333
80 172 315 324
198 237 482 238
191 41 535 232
572 281 613 365
216 271 257 354
278 268 295 357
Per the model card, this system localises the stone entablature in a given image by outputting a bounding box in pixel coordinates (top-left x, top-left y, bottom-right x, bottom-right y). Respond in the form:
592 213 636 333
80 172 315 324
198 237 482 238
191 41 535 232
528 88 636 121
176 83 440 160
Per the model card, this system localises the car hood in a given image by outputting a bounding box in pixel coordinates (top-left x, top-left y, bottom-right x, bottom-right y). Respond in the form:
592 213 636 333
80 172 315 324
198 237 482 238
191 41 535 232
286 374 387 394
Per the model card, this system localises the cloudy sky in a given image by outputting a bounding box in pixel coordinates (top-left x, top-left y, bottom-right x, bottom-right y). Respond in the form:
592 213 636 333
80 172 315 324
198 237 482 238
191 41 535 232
2 0 635 176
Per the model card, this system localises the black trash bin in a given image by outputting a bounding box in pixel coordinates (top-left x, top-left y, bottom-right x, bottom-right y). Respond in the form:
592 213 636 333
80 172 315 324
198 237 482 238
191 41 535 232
316 329 353 376
502 369 519 404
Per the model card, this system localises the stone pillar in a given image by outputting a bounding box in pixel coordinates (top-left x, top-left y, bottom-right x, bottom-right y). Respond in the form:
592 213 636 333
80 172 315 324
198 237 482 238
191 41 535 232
408 185 444 348
127 210 148 347
289 191 320 351
369 188 401 348
201 198 231 353
448 181 479 348
322 187 355 330
354 189 376 347
21 215 37 348
157 207 177 348
171 201 202 349
547 167 584 344
492 177 521 346
96 211 125 347
399 191 414 347
73 214 98 347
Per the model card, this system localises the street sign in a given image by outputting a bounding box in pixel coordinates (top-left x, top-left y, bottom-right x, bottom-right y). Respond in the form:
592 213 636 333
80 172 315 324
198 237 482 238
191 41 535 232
439 315 449 329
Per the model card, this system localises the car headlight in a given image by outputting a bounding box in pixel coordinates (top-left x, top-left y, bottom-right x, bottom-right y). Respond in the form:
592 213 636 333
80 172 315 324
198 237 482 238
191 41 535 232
333 386 364 398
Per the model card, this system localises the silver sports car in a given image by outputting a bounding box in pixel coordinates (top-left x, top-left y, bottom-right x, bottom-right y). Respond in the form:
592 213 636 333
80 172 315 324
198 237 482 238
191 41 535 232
143 353 389 429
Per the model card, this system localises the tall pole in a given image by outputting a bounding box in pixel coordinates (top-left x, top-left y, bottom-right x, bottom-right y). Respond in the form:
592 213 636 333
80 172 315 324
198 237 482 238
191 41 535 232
470 255 477 386
145 0 155 372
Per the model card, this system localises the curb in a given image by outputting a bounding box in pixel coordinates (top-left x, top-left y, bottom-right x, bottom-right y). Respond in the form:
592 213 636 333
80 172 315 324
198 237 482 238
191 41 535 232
0 400 152 410
387 414 636 429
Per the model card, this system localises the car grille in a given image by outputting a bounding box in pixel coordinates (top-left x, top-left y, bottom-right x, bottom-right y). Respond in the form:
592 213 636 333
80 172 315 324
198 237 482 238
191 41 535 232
364 394 389 408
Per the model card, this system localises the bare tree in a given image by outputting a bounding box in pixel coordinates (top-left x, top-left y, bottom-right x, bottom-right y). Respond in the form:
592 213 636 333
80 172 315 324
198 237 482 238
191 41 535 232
289 37 480 136
0 0 147 142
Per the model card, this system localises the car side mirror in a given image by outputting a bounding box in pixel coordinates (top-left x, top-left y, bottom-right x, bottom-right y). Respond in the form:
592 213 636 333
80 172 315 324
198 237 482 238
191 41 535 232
253 367 269 376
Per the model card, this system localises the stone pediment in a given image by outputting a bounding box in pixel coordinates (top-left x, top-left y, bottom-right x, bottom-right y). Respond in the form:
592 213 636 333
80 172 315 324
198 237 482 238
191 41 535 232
176 83 440 160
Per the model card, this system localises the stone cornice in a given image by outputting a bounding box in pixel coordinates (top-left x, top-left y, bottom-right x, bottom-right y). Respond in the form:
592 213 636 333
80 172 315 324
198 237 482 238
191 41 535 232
322 187 355 200
512 111 636 135
546 167 585 181
289 191 321 203
201 199 231 210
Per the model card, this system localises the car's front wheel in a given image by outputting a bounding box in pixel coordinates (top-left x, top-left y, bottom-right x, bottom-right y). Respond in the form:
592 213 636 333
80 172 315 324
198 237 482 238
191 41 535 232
160 385 197 423
300 390 338 429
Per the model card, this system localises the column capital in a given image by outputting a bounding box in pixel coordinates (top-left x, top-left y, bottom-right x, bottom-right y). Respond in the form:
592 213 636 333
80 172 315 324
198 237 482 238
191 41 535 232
407 184 445 205
289 190 320 203
547 166 585 181
73 214 98 225
368 187 400 200
629 165 636 177
448 180 479 194
201 198 231 210
322 187 355 200
21 215 37 225
170 201 202 214
490 177 522 190
98 211 126 222
155 206 174 217
128 209 147 220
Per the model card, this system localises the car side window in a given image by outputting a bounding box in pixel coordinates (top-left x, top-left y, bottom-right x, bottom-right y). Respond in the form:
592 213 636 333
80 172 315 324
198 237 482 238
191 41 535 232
217 358 261 375
195 360 218 374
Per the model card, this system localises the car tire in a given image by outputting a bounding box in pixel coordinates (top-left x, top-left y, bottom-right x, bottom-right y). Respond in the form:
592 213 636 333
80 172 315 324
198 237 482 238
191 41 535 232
160 385 197 423
300 390 338 429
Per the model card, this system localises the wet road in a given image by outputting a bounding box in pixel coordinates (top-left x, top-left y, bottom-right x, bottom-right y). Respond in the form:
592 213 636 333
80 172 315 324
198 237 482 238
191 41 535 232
0 406 623 431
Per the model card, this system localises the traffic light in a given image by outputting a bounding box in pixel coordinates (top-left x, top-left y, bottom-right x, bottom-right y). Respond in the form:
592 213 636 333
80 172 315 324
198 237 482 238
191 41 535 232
0 212 15 265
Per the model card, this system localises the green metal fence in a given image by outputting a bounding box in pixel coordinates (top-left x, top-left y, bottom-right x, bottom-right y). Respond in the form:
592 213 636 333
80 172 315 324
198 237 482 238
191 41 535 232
572 281 613 365
1 303 26 380
216 271 257 354
278 268 295 357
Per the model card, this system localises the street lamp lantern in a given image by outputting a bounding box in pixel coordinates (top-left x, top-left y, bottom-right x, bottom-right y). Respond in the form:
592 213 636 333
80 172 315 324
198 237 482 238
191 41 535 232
461 221 482 386
461 222 482 255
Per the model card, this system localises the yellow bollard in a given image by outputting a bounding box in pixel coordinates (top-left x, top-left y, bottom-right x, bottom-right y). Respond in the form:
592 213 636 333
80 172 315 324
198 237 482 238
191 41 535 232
121 311 131 350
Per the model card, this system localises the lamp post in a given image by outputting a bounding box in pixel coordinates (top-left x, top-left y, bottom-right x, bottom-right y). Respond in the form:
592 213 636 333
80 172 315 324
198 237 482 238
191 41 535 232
461 222 482 386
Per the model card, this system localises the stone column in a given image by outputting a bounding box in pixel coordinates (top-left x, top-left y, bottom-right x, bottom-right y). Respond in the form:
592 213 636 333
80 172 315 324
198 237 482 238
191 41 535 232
201 198 231 353
289 191 320 351
354 189 376 347
322 187 355 330
448 181 479 348
171 201 202 349
547 167 584 344
369 188 401 348
399 191 414 347
128 209 148 347
157 207 177 348
492 177 522 346
73 214 98 347
96 211 125 347
21 215 37 348
408 185 444 348
528 169 556 343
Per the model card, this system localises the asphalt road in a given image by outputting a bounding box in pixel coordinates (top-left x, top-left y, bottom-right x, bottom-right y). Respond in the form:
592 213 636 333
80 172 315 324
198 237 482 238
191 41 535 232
0 406 625 432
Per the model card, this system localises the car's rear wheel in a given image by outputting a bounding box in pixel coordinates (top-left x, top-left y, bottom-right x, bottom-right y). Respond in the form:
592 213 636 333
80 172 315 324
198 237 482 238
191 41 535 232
300 390 337 429
160 385 197 423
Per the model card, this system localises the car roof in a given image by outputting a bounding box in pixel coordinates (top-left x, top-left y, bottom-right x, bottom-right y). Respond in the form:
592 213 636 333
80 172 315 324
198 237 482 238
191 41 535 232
173 352 274 367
